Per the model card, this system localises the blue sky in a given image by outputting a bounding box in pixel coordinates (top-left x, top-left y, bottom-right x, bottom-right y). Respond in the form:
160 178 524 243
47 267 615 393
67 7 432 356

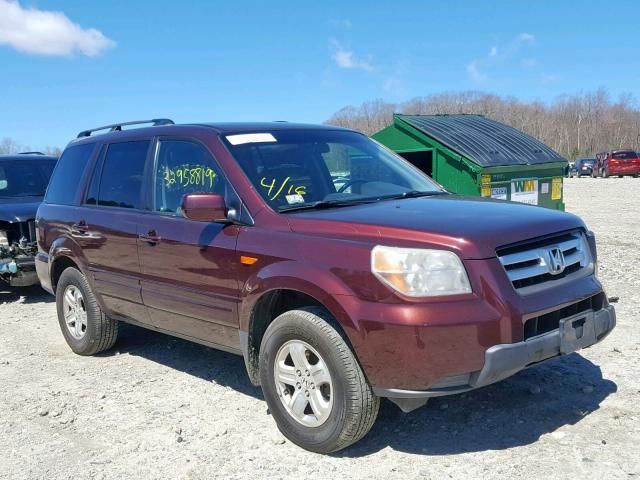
1 0 639 149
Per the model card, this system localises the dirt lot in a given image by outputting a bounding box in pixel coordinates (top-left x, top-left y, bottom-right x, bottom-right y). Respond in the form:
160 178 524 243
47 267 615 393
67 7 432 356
1 177 638 480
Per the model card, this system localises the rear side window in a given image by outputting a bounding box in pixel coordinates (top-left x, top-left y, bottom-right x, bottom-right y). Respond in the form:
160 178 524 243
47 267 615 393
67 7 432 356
45 144 95 205
97 141 150 209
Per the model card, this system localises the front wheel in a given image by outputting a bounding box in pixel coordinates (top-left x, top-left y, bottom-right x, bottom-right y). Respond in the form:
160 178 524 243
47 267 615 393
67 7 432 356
259 307 379 453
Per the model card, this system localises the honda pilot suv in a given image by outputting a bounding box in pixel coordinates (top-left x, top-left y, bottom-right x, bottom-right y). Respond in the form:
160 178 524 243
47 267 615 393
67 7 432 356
36 119 615 453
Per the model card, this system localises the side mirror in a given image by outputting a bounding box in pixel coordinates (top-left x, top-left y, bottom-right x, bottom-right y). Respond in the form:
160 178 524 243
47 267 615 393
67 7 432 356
181 193 227 222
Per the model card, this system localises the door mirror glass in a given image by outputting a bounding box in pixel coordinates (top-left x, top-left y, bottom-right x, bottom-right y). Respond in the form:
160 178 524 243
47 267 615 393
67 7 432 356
181 193 227 222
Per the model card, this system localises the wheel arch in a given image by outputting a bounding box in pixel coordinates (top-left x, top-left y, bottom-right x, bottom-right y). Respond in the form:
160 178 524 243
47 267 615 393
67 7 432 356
240 285 360 387
48 236 91 294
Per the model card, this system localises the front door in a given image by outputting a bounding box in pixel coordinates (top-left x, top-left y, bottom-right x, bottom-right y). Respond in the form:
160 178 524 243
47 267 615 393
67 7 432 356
138 138 241 351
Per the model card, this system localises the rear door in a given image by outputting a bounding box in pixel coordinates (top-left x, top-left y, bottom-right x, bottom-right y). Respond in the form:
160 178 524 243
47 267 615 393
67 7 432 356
138 137 241 351
75 140 152 322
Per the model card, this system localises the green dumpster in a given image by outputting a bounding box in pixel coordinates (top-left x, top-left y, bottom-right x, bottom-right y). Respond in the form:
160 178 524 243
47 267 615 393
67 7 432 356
372 114 568 210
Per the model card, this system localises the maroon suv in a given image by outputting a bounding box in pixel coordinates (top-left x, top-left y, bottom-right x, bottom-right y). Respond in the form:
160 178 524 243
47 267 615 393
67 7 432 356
36 119 615 453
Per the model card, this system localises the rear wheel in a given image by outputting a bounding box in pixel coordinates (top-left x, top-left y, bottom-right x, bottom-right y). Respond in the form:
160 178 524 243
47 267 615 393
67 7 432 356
259 307 379 453
56 267 118 355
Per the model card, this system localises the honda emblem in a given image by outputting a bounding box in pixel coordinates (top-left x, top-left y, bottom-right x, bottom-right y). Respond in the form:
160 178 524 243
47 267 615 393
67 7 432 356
546 247 566 275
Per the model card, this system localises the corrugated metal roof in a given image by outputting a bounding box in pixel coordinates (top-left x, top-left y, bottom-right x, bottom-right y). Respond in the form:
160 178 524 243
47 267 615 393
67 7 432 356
397 114 566 167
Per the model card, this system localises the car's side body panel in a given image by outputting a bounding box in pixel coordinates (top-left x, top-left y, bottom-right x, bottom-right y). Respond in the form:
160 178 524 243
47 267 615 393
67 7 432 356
138 214 242 350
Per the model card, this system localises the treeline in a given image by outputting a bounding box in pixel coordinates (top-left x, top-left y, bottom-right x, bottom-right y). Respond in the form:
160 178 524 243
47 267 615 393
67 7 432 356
325 88 640 160
0 137 61 156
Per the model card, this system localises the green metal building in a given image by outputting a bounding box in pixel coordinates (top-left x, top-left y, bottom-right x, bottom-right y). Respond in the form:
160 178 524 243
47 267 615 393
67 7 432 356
372 114 568 210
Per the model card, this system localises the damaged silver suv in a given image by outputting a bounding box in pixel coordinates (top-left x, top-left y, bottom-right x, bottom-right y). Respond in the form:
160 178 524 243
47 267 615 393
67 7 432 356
0 153 57 286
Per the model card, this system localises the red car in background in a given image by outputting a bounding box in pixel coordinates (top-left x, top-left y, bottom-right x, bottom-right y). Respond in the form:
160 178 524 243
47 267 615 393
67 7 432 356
593 149 640 178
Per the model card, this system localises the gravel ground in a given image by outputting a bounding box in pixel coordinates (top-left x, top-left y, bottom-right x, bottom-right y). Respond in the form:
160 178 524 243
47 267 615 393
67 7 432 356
1 177 638 480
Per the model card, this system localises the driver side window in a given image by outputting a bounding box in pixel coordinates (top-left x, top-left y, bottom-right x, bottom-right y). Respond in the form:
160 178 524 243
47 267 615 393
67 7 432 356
153 140 225 216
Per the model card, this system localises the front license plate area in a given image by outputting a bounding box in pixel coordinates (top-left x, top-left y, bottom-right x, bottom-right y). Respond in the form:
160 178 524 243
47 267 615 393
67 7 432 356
559 311 597 354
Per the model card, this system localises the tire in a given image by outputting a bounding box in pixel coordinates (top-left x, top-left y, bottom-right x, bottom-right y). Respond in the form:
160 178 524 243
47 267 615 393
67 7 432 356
259 307 379 453
603 169 609 178
55 267 118 356
618 175 624 178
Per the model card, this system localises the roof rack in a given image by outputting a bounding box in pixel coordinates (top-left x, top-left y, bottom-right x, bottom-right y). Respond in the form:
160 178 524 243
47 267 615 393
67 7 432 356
18 151 45 155
77 118 175 138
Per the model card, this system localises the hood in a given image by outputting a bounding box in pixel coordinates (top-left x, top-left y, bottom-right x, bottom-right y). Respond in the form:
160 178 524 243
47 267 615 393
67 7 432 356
287 195 585 259
0 196 43 223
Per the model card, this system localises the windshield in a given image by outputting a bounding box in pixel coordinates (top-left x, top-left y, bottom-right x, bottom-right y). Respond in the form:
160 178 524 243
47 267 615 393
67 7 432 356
0 161 56 198
612 151 638 160
224 129 442 212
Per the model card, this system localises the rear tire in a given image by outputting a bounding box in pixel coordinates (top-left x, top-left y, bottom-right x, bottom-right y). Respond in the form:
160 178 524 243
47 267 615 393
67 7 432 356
259 307 379 453
56 267 118 356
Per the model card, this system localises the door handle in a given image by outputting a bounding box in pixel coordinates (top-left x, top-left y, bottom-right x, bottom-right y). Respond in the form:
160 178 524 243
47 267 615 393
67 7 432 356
71 221 89 236
139 231 161 244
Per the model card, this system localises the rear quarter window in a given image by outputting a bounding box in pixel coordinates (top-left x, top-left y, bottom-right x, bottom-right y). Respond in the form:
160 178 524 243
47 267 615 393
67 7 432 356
45 143 96 205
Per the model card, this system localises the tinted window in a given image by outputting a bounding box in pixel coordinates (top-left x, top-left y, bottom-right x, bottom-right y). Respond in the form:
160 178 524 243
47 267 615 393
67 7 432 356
98 141 149 209
45 144 95 205
0 160 56 198
612 151 637 160
84 146 104 206
153 140 224 215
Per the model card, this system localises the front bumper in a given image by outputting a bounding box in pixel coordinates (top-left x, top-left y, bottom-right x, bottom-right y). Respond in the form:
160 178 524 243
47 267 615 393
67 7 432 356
375 305 615 411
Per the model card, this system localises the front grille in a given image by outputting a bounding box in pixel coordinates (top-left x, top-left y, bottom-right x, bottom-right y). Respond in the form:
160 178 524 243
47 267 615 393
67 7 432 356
0 220 37 244
523 293 604 340
497 231 590 292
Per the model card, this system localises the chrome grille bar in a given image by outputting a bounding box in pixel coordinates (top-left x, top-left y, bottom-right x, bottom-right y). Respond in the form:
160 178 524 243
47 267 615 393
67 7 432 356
498 232 590 291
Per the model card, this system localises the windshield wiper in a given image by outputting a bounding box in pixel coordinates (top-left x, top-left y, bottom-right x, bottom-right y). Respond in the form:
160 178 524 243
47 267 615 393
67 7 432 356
279 199 372 213
380 190 447 200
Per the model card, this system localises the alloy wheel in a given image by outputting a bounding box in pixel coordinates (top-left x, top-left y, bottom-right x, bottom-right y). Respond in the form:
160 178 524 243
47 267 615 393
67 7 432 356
62 285 87 340
273 339 334 427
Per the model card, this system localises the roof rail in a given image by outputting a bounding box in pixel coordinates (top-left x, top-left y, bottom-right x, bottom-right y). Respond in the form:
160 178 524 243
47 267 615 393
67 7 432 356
18 151 45 155
77 118 175 138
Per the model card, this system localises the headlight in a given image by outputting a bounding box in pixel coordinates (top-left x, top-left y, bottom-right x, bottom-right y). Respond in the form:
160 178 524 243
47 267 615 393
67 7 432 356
0 230 8 246
371 245 471 297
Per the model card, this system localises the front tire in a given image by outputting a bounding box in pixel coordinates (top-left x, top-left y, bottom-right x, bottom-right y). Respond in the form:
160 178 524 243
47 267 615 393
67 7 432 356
56 267 118 355
259 307 379 453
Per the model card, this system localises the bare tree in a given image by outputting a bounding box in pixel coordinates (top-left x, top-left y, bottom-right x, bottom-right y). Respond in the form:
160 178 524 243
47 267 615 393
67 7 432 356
0 137 28 155
326 88 640 160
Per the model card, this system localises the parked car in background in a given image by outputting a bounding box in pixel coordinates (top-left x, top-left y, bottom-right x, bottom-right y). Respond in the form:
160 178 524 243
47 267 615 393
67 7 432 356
0 152 58 286
37 119 615 453
569 158 595 177
593 150 640 178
